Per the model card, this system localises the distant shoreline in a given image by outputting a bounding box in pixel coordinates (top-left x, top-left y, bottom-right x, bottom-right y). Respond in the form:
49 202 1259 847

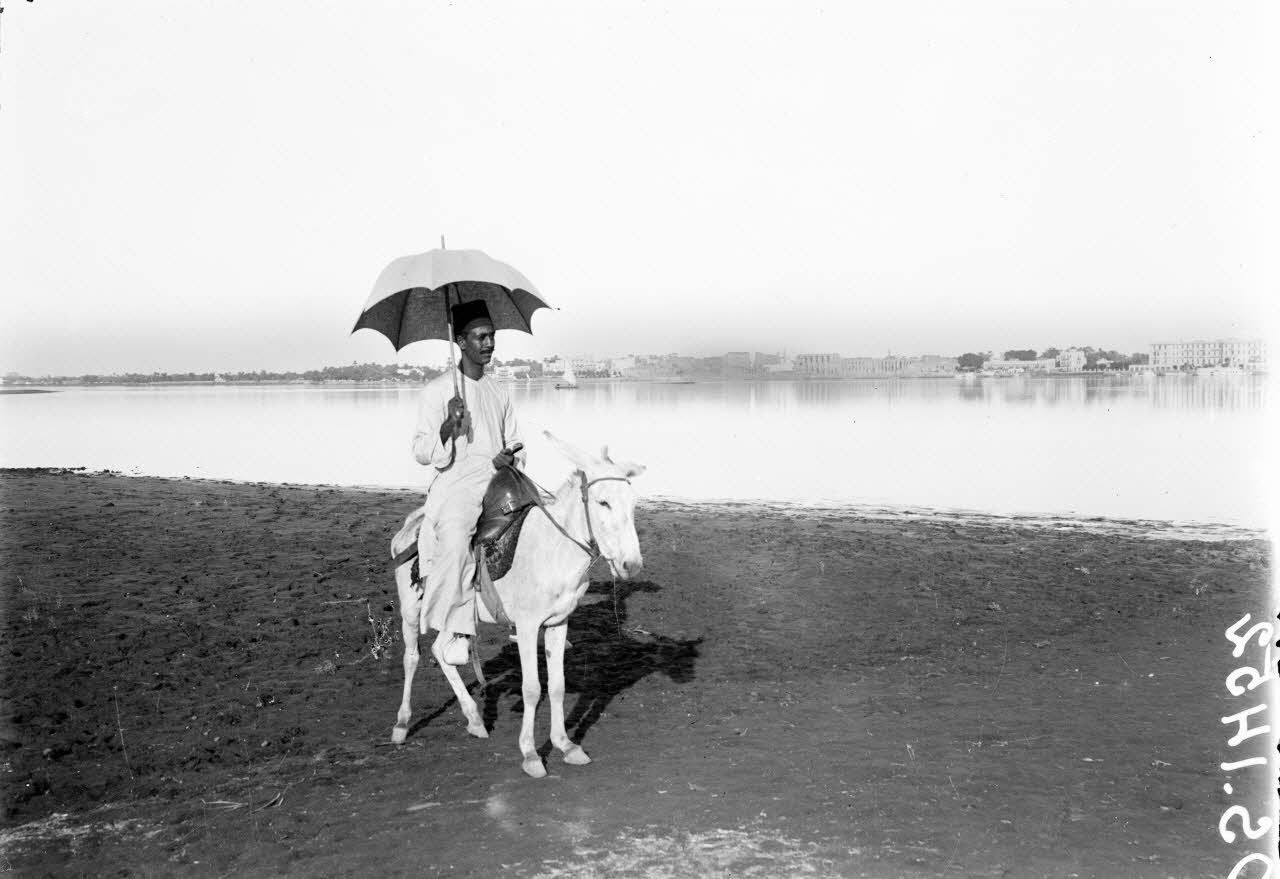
0 372 1201 390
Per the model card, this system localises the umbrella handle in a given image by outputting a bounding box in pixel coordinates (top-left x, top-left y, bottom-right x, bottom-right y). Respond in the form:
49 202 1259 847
441 282 474 447
437 282 460 469
445 283 474 440
444 283 459 399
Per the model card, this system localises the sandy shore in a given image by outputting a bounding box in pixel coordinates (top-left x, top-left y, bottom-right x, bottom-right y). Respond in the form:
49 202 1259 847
0 470 1272 877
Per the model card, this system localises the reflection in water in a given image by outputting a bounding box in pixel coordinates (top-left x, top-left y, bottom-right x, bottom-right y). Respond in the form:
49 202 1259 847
916 374 1265 411
1145 376 1266 410
607 374 1269 413
0 376 1268 527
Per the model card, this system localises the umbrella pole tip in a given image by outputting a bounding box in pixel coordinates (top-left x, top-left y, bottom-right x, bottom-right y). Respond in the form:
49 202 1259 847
440 235 446 249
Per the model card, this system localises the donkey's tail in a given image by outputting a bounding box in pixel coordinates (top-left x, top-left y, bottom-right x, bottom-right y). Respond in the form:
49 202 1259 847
391 504 427 566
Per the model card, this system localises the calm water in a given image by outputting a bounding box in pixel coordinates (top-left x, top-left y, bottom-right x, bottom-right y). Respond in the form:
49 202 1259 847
0 375 1271 529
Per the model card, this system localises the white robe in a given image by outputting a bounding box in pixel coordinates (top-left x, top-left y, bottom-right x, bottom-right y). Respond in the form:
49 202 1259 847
412 370 524 634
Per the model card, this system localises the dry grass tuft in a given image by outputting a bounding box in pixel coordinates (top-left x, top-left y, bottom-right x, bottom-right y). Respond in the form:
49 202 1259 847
366 600 397 660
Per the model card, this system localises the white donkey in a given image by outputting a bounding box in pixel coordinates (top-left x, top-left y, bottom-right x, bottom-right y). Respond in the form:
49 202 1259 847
390 432 645 778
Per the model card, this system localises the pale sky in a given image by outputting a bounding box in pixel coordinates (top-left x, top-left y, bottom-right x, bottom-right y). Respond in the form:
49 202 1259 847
1 1 1276 375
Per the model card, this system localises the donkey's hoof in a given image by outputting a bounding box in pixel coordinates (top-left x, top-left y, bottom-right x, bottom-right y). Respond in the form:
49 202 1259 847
522 757 547 779
466 720 488 739
562 745 591 766
391 725 408 745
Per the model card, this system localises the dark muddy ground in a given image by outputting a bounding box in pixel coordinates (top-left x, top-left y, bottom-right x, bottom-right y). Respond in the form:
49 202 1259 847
0 471 1273 877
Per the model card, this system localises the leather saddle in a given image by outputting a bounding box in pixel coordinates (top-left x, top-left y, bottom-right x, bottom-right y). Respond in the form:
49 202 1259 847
400 465 544 584
472 464 544 582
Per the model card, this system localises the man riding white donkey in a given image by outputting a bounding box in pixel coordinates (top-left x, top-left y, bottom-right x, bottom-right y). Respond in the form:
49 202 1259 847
392 300 646 778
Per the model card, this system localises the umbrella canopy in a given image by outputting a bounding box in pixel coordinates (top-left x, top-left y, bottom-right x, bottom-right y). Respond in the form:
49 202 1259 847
353 248 551 351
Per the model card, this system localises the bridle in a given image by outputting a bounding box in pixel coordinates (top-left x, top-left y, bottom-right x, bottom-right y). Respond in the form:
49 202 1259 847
532 470 632 563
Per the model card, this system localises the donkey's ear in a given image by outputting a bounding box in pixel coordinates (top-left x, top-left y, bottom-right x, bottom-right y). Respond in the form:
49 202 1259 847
616 460 646 479
543 431 595 470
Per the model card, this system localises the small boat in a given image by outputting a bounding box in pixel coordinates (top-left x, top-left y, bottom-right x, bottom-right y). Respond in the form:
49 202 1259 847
554 366 578 390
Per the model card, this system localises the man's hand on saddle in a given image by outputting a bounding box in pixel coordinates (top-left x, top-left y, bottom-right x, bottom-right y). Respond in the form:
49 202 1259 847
493 442 524 470
439 395 472 444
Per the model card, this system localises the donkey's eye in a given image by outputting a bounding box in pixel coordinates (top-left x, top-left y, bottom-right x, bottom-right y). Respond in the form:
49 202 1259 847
598 500 611 510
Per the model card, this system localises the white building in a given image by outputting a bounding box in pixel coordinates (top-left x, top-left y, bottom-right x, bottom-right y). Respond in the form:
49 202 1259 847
493 364 531 379
1150 339 1267 371
798 353 957 377
982 358 1058 375
608 355 637 374
544 356 608 376
795 353 842 377
911 355 960 376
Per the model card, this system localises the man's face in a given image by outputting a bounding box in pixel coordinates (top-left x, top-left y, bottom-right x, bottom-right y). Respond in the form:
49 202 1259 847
457 323 496 367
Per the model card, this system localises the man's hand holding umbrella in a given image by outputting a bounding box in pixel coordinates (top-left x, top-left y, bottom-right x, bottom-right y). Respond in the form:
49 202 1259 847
439 395 472 446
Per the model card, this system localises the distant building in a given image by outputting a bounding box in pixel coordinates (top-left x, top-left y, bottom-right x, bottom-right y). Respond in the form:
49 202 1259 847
880 355 910 375
983 358 1057 375
543 356 607 376
795 353 842 377
840 357 880 376
764 354 796 375
799 353 958 378
721 351 752 379
1057 348 1087 371
608 355 636 375
1150 339 1267 372
908 355 958 376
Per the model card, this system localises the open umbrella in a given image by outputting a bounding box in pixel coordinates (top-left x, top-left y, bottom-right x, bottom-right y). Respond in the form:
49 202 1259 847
353 246 552 434
353 248 550 352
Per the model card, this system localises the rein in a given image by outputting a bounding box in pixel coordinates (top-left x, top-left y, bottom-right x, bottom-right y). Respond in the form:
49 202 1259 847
471 469 632 681
530 471 631 563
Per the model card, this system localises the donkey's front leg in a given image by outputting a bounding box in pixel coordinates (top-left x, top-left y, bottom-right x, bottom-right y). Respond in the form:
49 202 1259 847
544 623 590 766
391 613 419 744
514 624 546 778
430 631 487 739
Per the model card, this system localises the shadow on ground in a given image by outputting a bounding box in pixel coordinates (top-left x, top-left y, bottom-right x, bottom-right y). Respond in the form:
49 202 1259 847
475 579 702 742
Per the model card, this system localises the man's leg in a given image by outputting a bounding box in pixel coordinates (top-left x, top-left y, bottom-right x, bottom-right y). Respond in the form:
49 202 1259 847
433 516 478 665
424 466 490 664
415 506 439 634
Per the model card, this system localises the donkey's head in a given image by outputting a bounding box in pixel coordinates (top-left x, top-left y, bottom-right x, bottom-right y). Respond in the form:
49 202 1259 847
544 431 646 580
